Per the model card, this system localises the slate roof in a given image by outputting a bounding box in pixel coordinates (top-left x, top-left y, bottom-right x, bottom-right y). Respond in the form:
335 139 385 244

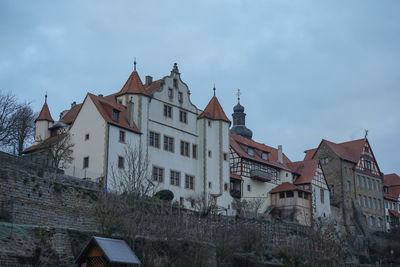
35 102 54 122
230 133 291 171
75 236 141 265
198 96 230 123
288 160 318 185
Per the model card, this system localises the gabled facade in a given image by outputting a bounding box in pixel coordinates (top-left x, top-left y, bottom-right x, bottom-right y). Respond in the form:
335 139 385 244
305 138 385 232
288 160 331 219
26 63 234 213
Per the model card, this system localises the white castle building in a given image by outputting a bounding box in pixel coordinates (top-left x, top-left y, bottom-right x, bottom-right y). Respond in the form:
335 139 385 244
27 63 234 213
26 62 331 219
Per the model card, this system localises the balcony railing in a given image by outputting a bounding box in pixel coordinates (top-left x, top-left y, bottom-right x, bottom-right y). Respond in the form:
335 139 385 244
250 169 271 182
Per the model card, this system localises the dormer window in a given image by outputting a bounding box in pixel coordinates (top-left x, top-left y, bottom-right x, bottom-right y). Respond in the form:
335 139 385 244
261 152 268 160
112 109 120 122
168 88 173 98
248 148 254 156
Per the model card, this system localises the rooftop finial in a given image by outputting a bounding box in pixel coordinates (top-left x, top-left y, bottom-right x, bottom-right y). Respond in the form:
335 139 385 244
45 91 47 104
364 129 369 139
134 57 137 71
213 84 216 96
236 88 241 103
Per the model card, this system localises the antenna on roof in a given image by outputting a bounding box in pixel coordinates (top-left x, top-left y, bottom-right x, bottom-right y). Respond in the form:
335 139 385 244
134 57 137 71
213 84 216 96
236 88 241 103
45 91 47 104
364 129 369 139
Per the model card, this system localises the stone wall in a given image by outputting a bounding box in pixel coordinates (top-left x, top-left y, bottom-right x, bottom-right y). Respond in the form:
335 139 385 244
0 151 100 231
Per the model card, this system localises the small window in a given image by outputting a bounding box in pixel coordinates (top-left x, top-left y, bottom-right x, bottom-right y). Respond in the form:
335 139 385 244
363 196 367 207
356 175 360 187
261 152 268 160
179 110 187 123
173 79 178 88
208 150 212 157
346 180 351 192
368 197 372 208
279 192 285 198
329 184 334 197
191 199 195 208
180 197 184 207
365 160 372 170
247 148 254 156
83 157 89 168
369 216 374 226
303 192 309 199
224 153 228 161
192 144 198 159
286 191 294 198
209 182 212 189
208 120 211 127
247 184 251 192
178 92 183 102
163 104 172 118
377 217 382 228
119 130 125 143
118 156 124 169
149 131 160 148
170 170 180 186
168 88 173 98
84 133 89 140
163 136 174 152
185 175 195 190
298 191 303 198
224 183 228 191
373 198 376 209
378 199 382 210
372 180 376 191
320 188 324 203
180 141 190 157
362 176 366 188
152 166 164 182
358 194 361 206
112 109 120 122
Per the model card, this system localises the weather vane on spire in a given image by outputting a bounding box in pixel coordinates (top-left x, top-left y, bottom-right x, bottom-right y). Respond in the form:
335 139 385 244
134 57 136 71
364 129 369 139
236 89 241 103
213 84 216 96
45 91 47 104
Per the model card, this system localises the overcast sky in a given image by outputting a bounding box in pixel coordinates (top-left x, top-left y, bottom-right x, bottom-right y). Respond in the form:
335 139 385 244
1 0 399 174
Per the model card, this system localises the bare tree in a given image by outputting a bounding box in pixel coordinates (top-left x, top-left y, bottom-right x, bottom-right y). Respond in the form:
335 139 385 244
39 133 74 170
109 143 156 198
232 197 264 218
0 91 18 148
186 193 219 217
9 103 36 155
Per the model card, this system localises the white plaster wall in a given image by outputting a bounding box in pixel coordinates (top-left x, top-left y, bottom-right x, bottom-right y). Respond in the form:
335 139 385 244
312 184 331 218
34 120 52 144
65 96 106 180
106 124 142 190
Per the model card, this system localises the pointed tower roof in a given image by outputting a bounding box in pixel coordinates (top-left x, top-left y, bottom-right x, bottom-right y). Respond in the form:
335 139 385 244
35 95 54 122
198 96 230 123
117 70 150 96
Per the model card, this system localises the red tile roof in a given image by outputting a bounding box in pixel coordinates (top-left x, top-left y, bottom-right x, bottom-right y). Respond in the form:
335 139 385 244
230 173 243 180
23 133 67 153
384 173 400 201
270 182 299 193
60 103 82 125
288 160 318 185
87 93 141 134
117 71 151 96
230 133 291 170
35 102 54 122
198 96 230 123
389 209 400 218
304 138 367 163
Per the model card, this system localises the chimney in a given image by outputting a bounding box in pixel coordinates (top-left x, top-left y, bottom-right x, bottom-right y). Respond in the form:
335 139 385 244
98 94 103 97
145 75 153 86
278 145 283 164
71 101 76 108
127 97 134 127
